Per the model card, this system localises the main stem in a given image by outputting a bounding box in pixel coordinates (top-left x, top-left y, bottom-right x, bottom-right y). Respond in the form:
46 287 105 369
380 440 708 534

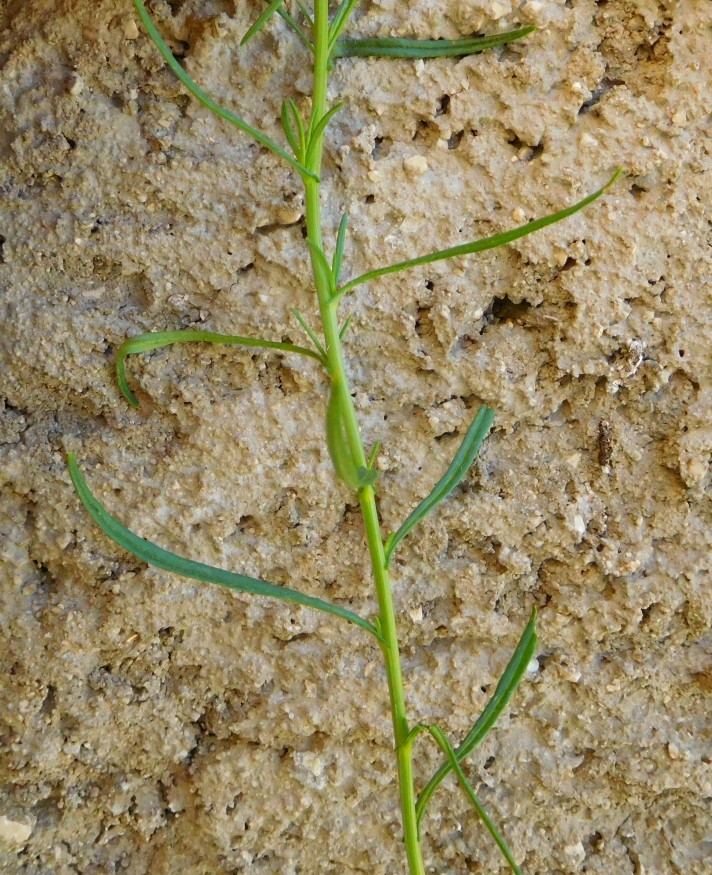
304 4 425 873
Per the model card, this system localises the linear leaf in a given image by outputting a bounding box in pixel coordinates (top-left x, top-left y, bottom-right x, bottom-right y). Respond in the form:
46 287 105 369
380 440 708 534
281 99 301 157
416 608 538 825
273 1 313 50
325 384 360 489
241 0 287 45
306 240 337 297
306 102 344 162
424 724 524 875
132 0 316 179
289 309 327 359
384 405 494 567
337 169 622 298
332 212 349 283
116 329 324 408
332 25 535 59
68 454 382 641
287 99 307 154
338 313 353 340
293 0 314 28
328 0 359 50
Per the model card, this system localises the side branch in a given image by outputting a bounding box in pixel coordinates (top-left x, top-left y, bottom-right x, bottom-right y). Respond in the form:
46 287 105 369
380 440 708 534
116 329 325 408
336 169 622 298
133 0 316 179
67 455 383 641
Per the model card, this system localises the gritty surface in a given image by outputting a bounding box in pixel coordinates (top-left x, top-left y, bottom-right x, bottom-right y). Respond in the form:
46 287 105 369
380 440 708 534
1 1 711 873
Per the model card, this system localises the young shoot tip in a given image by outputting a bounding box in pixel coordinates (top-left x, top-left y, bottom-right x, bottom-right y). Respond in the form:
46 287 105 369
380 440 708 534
604 166 625 190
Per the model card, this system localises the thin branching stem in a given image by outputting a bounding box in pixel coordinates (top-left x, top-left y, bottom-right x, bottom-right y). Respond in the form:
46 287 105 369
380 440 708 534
69 3 622 872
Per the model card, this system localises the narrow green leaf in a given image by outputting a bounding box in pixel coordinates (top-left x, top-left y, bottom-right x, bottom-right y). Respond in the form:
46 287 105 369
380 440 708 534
328 0 359 51
290 308 327 360
68 454 382 640
416 608 538 825
337 169 623 298
425 724 524 875
306 240 337 297
332 212 349 283
293 0 314 28
116 329 324 408
305 102 344 163
338 313 353 340
273 2 313 50
132 0 316 180
384 405 495 567
281 99 301 158
325 384 361 489
287 99 307 155
332 25 535 59
241 0 287 45
366 439 381 469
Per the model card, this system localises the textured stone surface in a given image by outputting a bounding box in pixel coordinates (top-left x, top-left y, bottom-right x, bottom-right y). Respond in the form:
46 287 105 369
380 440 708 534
1 1 710 873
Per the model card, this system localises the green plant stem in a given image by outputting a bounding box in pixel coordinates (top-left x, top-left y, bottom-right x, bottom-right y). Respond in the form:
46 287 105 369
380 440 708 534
304 3 425 873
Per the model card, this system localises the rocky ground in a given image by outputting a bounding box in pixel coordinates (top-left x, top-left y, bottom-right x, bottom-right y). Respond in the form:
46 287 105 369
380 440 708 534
1 0 710 872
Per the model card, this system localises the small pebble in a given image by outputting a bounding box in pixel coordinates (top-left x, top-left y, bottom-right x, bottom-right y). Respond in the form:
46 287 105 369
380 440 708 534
124 18 139 39
403 155 428 177
68 74 84 96
0 816 32 845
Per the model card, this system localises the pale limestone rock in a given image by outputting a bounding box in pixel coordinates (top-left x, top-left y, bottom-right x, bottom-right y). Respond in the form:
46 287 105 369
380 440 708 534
1 1 710 874
0 816 32 846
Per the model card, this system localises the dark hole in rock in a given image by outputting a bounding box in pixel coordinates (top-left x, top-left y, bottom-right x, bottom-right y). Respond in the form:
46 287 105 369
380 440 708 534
447 130 464 150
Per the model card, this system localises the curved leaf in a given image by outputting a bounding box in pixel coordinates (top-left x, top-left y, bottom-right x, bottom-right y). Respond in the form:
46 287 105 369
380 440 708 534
384 405 495 566
332 26 535 59
424 724 524 875
67 454 382 641
281 98 301 158
132 0 316 179
115 329 324 408
241 0 287 45
416 609 538 824
337 169 623 298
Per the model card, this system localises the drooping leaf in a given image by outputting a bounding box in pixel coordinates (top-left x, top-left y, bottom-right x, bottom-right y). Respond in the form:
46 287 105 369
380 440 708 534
384 405 495 567
67 454 382 640
241 0 287 45
424 724 524 875
116 329 324 408
336 169 623 298
332 25 535 59
132 0 316 179
416 609 538 824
